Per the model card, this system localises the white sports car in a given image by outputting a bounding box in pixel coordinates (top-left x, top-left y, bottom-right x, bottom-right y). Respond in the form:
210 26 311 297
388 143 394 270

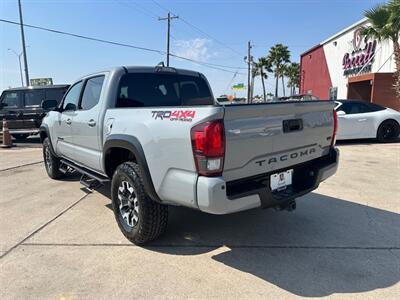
334 100 400 142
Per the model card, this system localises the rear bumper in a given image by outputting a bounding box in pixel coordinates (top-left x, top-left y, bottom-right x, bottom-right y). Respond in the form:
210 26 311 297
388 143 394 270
197 147 339 214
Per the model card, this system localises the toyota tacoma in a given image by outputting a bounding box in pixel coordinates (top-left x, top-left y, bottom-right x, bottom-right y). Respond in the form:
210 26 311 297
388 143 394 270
40 66 339 244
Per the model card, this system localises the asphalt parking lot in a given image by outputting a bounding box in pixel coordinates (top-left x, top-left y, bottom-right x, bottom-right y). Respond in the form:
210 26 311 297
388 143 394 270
0 141 399 299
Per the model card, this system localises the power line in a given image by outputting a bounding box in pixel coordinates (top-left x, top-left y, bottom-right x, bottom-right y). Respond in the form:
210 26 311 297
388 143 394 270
0 18 244 74
0 18 165 55
115 0 159 19
150 0 245 58
170 54 246 74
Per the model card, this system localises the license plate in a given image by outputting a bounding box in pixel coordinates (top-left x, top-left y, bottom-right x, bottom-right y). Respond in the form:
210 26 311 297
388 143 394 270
270 169 293 191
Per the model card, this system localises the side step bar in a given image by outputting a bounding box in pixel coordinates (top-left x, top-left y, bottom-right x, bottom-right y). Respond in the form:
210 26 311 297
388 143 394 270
60 159 109 190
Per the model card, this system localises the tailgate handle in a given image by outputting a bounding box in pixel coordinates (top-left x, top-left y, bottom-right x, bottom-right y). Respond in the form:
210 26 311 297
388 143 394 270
283 119 303 133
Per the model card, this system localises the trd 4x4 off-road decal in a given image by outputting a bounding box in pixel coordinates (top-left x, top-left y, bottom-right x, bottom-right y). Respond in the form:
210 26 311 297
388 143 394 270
151 110 196 122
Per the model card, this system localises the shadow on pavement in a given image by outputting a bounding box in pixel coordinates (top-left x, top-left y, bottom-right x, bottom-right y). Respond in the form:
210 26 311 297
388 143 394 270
141 192 400 297
12 136 42 148
336 138 400 146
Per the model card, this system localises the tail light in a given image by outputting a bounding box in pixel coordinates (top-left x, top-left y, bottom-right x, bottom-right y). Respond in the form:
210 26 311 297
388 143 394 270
191 119 225 177
331 109 338 146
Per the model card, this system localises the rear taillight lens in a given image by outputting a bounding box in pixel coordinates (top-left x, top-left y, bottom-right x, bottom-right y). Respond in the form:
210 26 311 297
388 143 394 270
331 109 338 146
191 119 225 177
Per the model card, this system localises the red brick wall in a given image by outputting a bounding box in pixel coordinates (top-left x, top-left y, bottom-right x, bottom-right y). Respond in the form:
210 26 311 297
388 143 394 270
372 73 399 111
300 46 332 99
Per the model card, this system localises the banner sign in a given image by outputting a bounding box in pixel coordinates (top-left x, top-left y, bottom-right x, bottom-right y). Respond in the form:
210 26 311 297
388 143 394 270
232 83 245 90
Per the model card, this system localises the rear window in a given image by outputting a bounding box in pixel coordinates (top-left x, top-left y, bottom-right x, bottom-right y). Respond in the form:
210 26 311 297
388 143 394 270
116 72 214 108
45 88 68 103
366 103 385 112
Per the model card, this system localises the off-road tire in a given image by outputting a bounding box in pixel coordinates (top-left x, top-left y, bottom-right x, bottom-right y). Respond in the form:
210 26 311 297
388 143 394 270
43 137 63 179
111 161 168 245
377 120 400 143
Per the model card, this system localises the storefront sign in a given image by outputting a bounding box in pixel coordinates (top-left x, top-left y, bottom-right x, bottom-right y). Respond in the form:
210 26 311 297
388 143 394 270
342 27 377 76
30 78 53 86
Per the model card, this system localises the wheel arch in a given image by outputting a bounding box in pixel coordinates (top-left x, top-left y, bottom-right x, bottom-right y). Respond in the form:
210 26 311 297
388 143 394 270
376 118 400 140
40 124 57 156
377 118 400 133
103 134 162 203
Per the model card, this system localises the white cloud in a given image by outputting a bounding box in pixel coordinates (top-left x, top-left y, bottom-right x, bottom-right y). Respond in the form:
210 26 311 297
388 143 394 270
174 38 213 62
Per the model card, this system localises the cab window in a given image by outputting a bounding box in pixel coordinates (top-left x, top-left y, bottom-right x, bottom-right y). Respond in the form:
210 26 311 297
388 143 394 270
1 91 21 108
62 82 83 111
338 102 369 114
45 88 69 103
24 90 45 107
116 73 213 108
80 76 105 110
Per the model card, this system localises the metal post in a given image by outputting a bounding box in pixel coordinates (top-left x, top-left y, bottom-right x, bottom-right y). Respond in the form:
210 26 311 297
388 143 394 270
247 41 252 103
18 0 29 86
17 54 23 86
159 12 178 67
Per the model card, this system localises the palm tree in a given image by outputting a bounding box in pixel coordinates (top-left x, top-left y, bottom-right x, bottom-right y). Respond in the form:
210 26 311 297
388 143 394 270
362 0 400 99
250 63 260 102
280 64 290 97
286 62 300 96
250 58 269 102
266 44 291 97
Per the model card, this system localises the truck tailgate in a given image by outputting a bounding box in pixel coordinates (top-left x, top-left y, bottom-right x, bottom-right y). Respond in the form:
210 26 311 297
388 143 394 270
223 101 335 181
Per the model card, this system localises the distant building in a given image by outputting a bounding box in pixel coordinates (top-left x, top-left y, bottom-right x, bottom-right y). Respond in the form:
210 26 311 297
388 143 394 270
300 18 399 111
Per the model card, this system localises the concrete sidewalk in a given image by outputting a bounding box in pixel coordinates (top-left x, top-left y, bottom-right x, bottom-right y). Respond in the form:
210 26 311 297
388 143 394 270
0 147 43 171
0 143 399 299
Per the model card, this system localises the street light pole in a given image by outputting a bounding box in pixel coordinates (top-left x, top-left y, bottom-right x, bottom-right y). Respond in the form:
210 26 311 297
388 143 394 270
8 49 24 86
18 0 30 86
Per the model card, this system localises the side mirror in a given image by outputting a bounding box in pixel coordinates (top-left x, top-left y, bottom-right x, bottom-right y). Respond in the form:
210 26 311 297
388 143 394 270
0 102 7 109
64 103 77 111
336 110 346 116
42 99 58 111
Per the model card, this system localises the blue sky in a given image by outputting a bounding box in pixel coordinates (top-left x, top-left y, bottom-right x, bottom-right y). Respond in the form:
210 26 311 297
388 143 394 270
0 0 383 96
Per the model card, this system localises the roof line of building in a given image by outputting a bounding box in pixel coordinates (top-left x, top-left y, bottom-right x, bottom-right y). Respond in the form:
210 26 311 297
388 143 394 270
301 18 368 57
320 17 368 45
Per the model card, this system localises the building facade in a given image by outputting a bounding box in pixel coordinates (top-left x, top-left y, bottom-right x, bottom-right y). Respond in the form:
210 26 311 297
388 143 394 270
300 18 399 111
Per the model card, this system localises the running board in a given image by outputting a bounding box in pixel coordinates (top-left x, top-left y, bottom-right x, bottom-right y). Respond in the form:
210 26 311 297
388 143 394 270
59 159 109 190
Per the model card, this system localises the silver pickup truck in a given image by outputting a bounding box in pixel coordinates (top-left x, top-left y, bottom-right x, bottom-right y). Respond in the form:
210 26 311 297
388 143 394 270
40 66 339 244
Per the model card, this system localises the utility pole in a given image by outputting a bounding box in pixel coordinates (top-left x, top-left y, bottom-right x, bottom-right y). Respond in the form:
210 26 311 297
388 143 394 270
18 0 29 86
245 41 253 103
8 49 24 86
159 12 179 67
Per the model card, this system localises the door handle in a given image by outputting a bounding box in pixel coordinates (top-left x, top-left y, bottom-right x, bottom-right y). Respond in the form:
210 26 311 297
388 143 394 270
358 118 367 122
87 119 96 127
65 118 72 125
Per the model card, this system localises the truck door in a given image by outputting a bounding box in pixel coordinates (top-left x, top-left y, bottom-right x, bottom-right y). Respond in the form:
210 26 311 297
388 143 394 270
22 89 45 132
70 75 105 172
53 82 82 159
0 91 24 131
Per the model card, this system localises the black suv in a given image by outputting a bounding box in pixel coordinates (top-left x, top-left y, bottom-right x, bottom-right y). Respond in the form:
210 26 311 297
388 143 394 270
0 85 69 140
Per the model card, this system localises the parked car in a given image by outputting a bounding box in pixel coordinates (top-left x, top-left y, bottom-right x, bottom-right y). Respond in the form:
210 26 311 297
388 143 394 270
40 66 338 244
334 100 400 142
0 85 69 140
